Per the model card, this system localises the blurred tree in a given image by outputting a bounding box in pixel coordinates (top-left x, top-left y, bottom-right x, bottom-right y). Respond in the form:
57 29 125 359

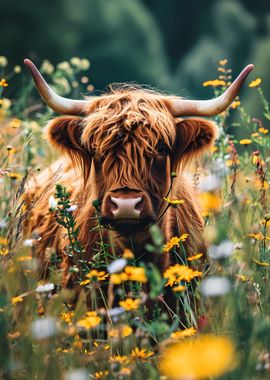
2 1 65 64
240 0 269 36
142 0 215 70
240 0 270 15
60 0 170 90
2 0 270 101
171 37 226 97
213 0 257 64
2 0 170 90
172 0 257 98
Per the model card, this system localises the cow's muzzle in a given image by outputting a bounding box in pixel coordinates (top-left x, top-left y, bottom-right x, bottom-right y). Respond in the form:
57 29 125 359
100 189 155 233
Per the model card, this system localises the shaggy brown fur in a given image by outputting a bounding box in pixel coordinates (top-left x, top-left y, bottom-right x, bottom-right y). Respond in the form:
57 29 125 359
25 85 218 279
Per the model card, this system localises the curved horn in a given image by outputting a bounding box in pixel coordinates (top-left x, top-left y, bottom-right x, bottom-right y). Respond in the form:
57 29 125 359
24 59 90 115
168 64 254 117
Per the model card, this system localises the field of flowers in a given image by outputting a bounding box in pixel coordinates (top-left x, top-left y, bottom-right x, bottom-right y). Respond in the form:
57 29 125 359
0 56 269 380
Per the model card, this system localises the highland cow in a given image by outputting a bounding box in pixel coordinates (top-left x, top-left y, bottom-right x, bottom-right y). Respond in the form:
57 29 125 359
24 59 253 280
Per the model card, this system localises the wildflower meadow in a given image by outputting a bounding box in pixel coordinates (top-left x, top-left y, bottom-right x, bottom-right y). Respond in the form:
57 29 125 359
0 56 269 380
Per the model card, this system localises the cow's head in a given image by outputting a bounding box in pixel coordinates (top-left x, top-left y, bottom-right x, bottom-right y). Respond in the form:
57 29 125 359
25 59 253 235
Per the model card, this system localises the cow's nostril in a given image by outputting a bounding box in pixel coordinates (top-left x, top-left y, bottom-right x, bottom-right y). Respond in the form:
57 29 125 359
109 199 118 211
134 198 143 211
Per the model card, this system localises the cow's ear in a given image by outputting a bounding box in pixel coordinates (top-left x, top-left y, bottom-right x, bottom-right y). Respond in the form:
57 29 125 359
46 116 92 180
172 118 218 170
46 116 87 155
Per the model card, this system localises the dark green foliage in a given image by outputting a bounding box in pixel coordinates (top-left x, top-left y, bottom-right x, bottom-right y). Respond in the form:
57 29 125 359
172 1 257 98
3 0 270 100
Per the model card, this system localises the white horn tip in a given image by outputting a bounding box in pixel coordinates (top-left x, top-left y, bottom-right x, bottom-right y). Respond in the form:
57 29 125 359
241 64 254 78
245 64 254 72
24 58 33 67
24 59 38 74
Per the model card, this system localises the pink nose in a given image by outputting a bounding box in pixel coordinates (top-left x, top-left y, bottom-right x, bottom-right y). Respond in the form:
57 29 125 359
110 196 143 219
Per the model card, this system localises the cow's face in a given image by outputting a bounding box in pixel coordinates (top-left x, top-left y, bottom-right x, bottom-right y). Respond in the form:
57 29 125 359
47 90 217 235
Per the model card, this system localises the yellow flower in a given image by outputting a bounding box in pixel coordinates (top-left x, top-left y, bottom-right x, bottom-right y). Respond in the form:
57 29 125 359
260 217 270 227
57 346 73 353
164 197 185 206
251 132 260 138
125 266 148 283
226 158 240 167
110 266 147 284
16 256 32 262
9 118 22 129
77 311 101 329
122 324 133 337
258 127 268 134
6 148 17 156
252 154 261 165
211 146 218 153
110 273 128 285
180 234 189 241
230 100 241 109
8 266 16 273
249 78 262 88
253 258 270 267
119 368 131 376
110 355 129 364
247 233 265 241
11 296 23 305
187 253 203 261
94 371 109 379
163 234 189 253
170 327 197 339
60 311 74 323
131 347 154 361
109 328 125 338
159 334 236 380
109 324 133 338
93 341 110 350
219 59 228 66
163 237 181 252
200 192 222 215
119 298 140 311
173 285 186 293
80 279 90 286
202 79 226 87
0 237 7 245
239 139 252 145
85 269 109 281
8 172 22 180
164 264 202 286
0 78 8 87
0 248 8 256
254 179 269 190
235 274 247 282
123 248 134 259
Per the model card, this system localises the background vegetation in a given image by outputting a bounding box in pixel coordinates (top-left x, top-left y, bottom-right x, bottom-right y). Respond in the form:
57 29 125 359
1 1 270 379
2 1 270 103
